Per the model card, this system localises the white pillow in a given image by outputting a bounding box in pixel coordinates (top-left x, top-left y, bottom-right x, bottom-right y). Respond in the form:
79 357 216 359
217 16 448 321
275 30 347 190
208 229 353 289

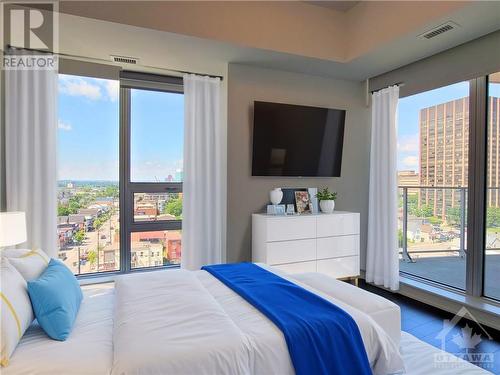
2 248 50 281
0 258 34 366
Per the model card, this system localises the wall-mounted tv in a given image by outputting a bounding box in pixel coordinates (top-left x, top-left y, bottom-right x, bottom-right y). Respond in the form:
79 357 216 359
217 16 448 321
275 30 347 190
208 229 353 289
252 101 346 177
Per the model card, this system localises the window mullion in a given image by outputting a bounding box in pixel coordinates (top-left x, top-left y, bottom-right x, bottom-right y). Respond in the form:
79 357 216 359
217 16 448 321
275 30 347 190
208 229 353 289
120 86 131 273
466 77 488 297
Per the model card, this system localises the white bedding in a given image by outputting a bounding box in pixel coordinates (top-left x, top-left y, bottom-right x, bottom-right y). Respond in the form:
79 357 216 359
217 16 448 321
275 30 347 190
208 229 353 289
290 272 401 347
113 268 404 375
4 284 114 375
4 267 494 375
112 269 252 375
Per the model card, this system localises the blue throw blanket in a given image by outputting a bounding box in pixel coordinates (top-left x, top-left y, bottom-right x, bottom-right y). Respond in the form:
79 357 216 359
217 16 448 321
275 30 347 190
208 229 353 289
202 263 372 375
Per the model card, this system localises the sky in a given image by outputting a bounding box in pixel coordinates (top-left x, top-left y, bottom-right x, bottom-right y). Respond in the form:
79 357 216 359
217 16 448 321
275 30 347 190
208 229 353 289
397 80 500 171
58 74 184 181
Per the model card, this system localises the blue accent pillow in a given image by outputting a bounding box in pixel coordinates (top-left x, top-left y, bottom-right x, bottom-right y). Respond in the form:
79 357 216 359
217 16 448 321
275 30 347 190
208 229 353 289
27 258 83 341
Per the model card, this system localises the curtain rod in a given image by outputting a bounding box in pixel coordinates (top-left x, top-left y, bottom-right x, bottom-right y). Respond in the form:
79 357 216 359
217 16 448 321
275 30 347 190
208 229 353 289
5 45 224 81
370 82 405 94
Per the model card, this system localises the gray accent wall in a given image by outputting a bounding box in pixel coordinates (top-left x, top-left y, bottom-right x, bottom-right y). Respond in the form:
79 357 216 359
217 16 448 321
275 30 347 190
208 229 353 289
226 63 370 267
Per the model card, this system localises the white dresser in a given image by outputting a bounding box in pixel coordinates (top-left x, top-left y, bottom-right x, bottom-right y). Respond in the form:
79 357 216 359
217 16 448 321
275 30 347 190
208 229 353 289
252 211 360 280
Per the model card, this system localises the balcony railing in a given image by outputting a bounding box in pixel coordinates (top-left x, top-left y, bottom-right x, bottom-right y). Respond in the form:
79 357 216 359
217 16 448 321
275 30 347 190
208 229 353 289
399 185 468 263
399 185 500 263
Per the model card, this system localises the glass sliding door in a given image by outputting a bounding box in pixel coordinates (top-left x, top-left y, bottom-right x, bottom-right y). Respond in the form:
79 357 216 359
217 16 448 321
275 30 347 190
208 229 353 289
398 81 470 289
484 71 500 300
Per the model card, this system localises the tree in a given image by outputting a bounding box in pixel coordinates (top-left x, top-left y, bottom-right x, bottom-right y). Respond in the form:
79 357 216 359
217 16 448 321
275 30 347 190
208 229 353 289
87 250 97 268
487 207 500 228
93 217 104 230
428 216 442 225
164 197 183 219
58 204 71 216
74 229 85 244
446 206 461 225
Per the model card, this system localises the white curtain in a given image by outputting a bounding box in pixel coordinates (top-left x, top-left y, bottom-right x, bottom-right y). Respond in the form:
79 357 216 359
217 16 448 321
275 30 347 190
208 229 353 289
5 65 58 258
181 74 222 270
366 85 400 291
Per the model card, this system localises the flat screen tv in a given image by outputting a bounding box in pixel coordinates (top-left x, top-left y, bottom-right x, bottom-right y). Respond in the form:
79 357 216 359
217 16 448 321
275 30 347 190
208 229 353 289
252 101 346 177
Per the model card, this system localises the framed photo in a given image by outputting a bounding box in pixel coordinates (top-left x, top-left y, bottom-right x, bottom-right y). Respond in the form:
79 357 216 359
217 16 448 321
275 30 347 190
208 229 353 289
267 204 286 215
294 191 312 214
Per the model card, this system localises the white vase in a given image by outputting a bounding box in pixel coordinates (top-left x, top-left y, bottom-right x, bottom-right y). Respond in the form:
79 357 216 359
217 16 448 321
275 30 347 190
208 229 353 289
320 200 335 213
270 188 283 205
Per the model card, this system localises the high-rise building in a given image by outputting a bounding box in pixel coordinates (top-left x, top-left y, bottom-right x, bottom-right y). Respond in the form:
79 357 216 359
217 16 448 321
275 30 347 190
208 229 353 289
419 96 500 218
398 170 419 194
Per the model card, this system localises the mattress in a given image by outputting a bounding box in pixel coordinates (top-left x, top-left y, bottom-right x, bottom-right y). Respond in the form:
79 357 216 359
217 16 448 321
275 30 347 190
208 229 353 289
290 272 401 346
401 332 491 375
112 268 404 375
3 283 114 375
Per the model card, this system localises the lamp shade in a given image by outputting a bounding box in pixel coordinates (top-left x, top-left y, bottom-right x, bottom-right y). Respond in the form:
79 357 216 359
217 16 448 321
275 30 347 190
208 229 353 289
0 212 27 247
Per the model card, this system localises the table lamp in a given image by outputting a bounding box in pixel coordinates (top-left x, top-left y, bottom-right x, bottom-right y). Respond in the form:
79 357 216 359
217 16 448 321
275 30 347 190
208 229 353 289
0 212 27 248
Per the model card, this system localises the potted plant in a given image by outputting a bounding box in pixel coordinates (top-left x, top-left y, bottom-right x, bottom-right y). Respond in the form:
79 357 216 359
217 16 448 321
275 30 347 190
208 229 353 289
316 188 337 214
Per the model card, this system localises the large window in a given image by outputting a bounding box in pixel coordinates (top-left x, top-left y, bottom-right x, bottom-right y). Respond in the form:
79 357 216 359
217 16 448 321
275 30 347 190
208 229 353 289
57 74 120 275
398 73 500 301
122 74 184 271
57 69 184 275
398 82 470 290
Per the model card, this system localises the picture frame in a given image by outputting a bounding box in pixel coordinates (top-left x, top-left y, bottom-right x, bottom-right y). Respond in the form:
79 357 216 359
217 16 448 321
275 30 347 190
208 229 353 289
267 204 286 216
294 191 312 214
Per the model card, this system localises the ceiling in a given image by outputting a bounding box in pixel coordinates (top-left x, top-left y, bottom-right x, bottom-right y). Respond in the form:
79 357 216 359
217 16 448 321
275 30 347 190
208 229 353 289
306 1 361 13
56 1 500 81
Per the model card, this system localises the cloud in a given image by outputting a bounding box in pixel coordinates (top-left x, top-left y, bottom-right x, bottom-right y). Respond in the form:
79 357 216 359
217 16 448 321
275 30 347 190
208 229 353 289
398 134 419 153
59 75 102 100
402 156 419 169
59 75 119 102
105 80 119 102
58 120 72 131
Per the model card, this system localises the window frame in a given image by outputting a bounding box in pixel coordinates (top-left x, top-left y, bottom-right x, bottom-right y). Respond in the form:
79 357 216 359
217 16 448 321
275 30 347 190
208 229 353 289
119 72 184 273
397 73 499 302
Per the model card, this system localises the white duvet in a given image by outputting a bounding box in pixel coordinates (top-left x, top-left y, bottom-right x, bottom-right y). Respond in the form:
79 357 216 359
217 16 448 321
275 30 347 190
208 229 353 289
112 267 405 375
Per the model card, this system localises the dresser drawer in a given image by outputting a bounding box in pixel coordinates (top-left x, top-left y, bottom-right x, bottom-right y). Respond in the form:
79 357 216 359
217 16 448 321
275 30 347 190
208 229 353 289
266 216 316 242
273 261 316 274
317 235 359 260
316 213 359 237
316 256 359 279
267 239 316 264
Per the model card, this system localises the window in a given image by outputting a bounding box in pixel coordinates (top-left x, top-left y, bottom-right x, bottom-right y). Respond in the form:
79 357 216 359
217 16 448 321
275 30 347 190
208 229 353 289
398 73 500 301
57 69 184 275
57 74 120 275
130 89 183 183
398 81 470 290
121 72 184 271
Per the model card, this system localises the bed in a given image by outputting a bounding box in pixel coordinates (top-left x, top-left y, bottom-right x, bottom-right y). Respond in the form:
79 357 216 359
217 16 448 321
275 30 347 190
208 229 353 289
4 265 492 375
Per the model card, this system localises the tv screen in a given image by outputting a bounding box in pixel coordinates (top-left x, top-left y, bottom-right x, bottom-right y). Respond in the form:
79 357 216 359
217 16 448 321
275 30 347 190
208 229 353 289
252 101 346 177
